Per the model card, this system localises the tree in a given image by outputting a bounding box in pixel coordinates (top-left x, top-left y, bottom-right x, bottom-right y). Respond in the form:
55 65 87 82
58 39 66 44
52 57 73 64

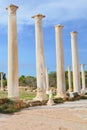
19 75 26 86
19 75 36 88
49 72 57 88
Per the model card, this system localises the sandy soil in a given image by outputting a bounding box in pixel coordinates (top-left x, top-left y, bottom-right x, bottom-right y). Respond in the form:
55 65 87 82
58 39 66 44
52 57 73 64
0 100 87 130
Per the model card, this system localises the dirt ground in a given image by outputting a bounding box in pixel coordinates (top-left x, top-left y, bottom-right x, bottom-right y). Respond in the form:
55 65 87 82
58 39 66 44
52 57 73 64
0 100 87 130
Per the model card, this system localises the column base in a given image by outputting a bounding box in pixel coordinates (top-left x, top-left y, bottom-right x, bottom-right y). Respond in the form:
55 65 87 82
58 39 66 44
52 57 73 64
8 96 19 100
73 89 80 93
8 92 19 99
33 88 46 101
81 89 86 95
47 98 55 106
8 89 19 99
55 92 67 98
67 88 73 92
68 92 79 98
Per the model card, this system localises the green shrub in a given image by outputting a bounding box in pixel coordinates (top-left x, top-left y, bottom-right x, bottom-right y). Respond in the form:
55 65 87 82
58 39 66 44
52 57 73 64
53 98 64 104
0 99 27 114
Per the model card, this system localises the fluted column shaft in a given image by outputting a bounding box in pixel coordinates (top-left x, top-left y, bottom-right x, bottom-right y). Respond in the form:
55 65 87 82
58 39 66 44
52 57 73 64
81 64 86 90
32 14 46 100
71 32 81 92
68 66 72 92
6 5 19 98
1 72 3 91
46 68 49 93
55 25 66 98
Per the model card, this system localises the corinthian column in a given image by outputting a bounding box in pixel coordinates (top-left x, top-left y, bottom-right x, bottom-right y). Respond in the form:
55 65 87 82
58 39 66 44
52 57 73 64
55 25 66 98
1 72 4 91
32 14 46 101
68 66 73 92
6 5 19 98
81 64 86 94
70 32 81 92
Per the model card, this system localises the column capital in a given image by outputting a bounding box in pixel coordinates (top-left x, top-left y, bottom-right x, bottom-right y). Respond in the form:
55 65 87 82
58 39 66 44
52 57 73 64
70 31 78 37
6 4 18 15
55 24 64 28
55 24 64 29
81 64 85 67
32 14 45 19
55 24 64 32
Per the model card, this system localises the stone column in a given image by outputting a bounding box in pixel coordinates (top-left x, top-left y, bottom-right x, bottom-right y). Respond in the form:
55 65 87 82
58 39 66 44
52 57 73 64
70 32 81 92
1 72 3 91
32 14 46 101
81 64 86 93
55 25 66 98
68 66 73 92
6 5 19 98
46 68 49 94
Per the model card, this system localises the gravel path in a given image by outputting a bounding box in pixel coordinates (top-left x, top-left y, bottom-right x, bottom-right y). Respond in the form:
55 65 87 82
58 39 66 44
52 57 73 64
0 100 87 130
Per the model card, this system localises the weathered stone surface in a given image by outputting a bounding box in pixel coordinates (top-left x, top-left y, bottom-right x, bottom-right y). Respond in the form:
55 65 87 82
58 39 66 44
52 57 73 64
1 72 4 91
68 66 73 92
70 32 81 92
33 88 46 101
32 14 46 100
55 25 66 98
66 92 79 98
6 4 19 98
47 90 55 106
45 68 50 94
81 64 86 94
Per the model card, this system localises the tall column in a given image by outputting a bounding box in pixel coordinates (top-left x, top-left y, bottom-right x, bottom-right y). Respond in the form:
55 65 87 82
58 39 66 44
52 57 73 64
81 64 86 93
55 25 66 98
32 14 46 100
46 68 49 94
1 72 4 91
68 66 73 92
6 5 19 98
70 32 81 92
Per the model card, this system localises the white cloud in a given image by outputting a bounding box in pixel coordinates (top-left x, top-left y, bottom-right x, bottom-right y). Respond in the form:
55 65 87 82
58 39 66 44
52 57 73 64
0 0 87 26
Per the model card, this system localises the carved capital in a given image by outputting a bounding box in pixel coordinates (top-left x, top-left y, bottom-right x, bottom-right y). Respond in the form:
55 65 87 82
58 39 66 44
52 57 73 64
6 4 18 15
32 14 45 24
55 24 64 33
70 31 78 37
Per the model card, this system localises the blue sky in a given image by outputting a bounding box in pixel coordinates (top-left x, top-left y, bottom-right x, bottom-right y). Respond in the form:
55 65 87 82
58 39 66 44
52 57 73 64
0 0 87 76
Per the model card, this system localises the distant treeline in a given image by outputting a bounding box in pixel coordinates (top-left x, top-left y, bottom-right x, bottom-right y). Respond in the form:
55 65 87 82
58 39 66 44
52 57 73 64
0 71 87 90
17 71 87 90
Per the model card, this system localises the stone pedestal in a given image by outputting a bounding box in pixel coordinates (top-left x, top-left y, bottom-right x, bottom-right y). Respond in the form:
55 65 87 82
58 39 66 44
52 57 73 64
47 98 55 106
32 14 46 101
70 32 81 93
68 66 73 92
1 72 4 91
46 68 49 94
81 64 86 94
34 88 46 101
68 92 79 98
47 90 55 106
55 25 66 98
6 5 19 98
